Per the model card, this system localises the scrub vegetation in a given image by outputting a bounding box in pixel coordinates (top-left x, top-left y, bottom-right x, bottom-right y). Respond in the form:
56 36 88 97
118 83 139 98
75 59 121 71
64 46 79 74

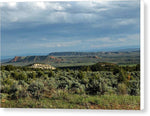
0 63 140 109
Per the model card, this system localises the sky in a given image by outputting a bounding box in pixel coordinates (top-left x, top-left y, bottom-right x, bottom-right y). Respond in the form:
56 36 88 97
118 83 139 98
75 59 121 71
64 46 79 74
0 0 140 59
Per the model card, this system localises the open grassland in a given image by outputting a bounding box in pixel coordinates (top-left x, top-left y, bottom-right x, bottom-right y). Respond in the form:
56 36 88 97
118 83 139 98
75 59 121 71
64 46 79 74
1 94 140 110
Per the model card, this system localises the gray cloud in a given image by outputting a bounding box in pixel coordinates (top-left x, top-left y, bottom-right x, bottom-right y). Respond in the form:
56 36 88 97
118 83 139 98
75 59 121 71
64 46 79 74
0 0 140 57
1 0 140 29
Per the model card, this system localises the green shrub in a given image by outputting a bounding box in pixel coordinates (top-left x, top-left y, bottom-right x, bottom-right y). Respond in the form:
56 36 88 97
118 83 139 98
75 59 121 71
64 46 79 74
46 78 57 90
118 69 127 83
80 77 89 85
86 78 108 95
9 82 18 94
113 67 120 75
118 83 127 95
57 80 68 89
5 65 15 71
48 70 55 77
1 71 8 79
9 82 19 99
78 71 85 79
28 80 44 99
11 71 27 81
0 93 8 100
105 87 117 95
17 85 29 98
1 77 13 86
52 89 68 100
18 80 29 88
70 82 85 94
18 72 28 81
11 71 18 79
1 84 11 93
27 72 36 79
128 80 140 96
0 66 5 70
37 71 45 77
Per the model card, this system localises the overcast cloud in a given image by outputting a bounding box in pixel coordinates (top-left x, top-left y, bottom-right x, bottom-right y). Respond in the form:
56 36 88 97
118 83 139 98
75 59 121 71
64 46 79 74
0 0 140 58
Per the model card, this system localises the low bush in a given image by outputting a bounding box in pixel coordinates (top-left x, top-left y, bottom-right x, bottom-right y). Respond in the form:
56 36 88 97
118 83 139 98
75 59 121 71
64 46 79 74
128 80 140 96
28 80 44 99
118 83 127 95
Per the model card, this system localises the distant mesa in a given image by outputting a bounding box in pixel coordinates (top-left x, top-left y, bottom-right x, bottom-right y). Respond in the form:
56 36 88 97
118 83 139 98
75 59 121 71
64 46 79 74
49 56 64 62
9 55 63 63
10 56 22 62
30 63 56 70
4 50 139 67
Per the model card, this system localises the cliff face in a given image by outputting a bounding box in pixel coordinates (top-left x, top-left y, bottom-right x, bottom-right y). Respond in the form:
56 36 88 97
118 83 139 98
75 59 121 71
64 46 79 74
10 56 22 62
9 56 63 63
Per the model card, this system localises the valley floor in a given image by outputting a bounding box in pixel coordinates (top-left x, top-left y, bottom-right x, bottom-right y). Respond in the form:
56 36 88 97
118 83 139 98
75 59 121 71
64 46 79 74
1 94 140 110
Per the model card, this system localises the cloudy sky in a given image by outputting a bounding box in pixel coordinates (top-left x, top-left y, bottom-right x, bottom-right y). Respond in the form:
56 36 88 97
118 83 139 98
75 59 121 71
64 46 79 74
0 0 140 58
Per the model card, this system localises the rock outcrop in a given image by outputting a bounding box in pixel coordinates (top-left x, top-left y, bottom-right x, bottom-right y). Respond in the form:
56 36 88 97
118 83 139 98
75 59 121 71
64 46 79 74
30 63 56 70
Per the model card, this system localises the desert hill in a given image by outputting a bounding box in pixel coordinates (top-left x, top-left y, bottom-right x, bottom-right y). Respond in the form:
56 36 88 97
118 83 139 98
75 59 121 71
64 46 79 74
2 51 140 67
